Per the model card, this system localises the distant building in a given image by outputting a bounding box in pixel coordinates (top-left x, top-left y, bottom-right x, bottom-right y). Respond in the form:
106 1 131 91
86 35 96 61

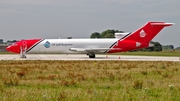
0 45 7 52
0 39 17 52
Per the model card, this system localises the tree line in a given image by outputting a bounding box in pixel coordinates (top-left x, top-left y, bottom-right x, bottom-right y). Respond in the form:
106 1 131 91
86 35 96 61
0 39 17 44
90 29 124 38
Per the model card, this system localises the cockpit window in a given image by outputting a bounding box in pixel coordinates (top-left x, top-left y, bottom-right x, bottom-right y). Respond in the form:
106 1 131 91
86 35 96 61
12 43 18 46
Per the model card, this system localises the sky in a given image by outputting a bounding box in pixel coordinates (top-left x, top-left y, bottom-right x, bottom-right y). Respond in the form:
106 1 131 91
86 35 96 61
0 0 179 47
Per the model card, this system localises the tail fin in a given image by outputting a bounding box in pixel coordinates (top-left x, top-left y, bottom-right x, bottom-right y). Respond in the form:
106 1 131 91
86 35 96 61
122 22 174 43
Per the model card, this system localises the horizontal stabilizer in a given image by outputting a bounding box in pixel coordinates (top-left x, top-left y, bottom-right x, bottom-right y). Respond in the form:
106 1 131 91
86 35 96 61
150 22 174 26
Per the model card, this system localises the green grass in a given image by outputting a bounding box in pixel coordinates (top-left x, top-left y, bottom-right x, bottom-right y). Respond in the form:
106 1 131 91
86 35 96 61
112 51 180 57
0 52 13 54
0 60 180 101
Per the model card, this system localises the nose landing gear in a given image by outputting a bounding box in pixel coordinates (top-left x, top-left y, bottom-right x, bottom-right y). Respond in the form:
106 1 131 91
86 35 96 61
20 41 27 58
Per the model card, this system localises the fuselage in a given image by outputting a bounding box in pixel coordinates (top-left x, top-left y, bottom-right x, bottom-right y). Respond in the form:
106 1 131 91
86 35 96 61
6 38 150 55
28 38 119 54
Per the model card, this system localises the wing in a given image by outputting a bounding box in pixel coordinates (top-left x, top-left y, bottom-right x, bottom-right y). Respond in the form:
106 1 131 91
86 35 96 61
69 48 121 53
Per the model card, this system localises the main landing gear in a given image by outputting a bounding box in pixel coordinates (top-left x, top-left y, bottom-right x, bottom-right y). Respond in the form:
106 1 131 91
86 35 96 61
87 53 96 58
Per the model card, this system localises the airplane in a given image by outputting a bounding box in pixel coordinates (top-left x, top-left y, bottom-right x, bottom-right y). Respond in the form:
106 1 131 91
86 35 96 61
6 22 173 58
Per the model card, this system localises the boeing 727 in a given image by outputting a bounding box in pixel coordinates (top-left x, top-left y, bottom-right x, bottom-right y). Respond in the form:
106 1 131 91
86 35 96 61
6 22 173 58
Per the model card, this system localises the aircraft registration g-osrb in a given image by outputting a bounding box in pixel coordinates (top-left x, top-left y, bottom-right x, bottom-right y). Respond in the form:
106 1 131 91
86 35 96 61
6 22 174 58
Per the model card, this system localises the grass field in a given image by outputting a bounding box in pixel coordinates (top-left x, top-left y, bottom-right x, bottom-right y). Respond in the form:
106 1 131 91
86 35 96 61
0 60 180 101
113 51 180 57
0 52 13 54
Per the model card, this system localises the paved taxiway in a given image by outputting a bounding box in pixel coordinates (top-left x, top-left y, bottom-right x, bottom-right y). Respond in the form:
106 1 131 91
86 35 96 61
0 54 180 61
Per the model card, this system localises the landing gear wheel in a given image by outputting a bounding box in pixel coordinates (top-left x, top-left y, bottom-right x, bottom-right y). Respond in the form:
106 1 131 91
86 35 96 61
20 41 27 59
20 54 26 58
89 54 95 58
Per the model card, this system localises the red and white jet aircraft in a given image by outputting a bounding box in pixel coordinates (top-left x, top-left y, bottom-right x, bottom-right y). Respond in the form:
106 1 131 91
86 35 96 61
6 22 173 58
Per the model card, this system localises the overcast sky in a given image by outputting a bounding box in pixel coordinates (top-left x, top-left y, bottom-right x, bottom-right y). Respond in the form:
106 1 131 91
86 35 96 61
0 0 179 47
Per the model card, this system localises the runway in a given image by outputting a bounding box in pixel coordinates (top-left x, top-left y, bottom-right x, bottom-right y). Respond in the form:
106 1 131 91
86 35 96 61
0 54 180 61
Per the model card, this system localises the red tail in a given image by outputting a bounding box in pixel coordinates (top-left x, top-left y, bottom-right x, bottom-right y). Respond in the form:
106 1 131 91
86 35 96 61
107 22 174 53
122 22 174 43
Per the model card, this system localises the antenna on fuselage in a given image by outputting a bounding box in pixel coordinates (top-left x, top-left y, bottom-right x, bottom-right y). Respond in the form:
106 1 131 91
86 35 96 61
67 37 72 39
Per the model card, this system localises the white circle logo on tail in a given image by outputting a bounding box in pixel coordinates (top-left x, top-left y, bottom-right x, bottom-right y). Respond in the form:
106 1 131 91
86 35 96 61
140 30 146 38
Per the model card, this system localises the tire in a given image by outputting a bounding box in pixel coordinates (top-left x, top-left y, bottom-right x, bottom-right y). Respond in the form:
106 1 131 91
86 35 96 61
89 54 95 58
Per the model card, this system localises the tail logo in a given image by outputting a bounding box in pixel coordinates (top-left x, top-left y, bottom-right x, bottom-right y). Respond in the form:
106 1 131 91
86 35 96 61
44 41 50 48
140 30 146 38
136 42 141 47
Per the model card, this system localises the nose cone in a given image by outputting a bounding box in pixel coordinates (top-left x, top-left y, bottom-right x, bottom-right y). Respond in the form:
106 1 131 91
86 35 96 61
6 46 11 52
6 39 42 54
6 43 20 54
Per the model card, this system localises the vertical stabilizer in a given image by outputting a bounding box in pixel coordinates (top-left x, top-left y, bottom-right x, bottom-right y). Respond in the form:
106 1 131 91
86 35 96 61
122 22 174 43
